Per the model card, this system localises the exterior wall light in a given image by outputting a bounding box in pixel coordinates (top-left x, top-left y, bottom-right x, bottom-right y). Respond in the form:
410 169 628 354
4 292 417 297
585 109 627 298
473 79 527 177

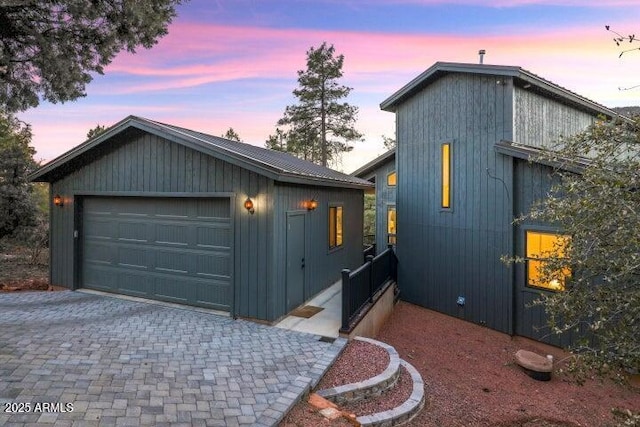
53 194 64 207
244 197 255 214
304 198 318 211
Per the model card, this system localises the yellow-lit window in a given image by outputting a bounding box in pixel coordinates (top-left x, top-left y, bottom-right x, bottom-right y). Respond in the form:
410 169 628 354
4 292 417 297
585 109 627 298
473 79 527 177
387 206 396 245
329 205 343 249
442 143 451 208
526 231 571 291
387 171 397 187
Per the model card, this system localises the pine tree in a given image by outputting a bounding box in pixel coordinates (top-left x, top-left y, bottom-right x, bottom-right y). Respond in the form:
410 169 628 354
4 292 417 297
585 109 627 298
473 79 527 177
276 42 362 167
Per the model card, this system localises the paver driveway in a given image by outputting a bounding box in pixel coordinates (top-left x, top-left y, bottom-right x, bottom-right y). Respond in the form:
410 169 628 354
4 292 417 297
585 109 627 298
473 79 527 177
0 291 346 426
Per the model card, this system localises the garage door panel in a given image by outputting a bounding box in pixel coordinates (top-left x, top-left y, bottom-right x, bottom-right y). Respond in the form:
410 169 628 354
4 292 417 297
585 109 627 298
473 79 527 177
82 197 232 311
117 271 151 296
85 219 114 240
196 225 230 248
196 253 230 278
118 222 149 242
155 250 189 274
156 223 190 246
197 198 230 218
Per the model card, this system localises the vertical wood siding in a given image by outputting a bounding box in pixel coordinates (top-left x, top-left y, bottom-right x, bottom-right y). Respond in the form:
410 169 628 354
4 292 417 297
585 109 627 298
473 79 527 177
513 87 595 148
395 73 515 334
513 159 580 347
50 132 276 320
374 159 397 254
272 184 364 319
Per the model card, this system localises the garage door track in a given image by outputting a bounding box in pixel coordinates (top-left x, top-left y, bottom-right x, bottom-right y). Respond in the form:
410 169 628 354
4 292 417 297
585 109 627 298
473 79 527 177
0 291 346 426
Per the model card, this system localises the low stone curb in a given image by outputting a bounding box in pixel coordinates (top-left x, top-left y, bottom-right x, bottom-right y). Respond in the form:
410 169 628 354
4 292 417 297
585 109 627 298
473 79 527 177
356 359 425 426
261 337 348 426
316 336 401 404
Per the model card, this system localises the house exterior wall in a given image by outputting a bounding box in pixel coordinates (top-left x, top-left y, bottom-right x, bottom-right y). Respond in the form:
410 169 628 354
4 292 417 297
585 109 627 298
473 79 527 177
373 159 397 254
513 86 596 148
49 130 277 321
512 158 581 348
395 72 515 334
271 184 364 319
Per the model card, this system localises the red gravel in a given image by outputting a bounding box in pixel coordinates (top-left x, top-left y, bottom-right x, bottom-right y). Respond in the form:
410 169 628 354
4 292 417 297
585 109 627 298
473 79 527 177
316 338 390 389
282 301 639 427
378 302 640 427
341 365 413 416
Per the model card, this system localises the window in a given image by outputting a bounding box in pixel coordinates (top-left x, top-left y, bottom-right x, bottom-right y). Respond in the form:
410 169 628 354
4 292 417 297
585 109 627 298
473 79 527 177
329 205 343 249
441 143 451 208
526 231 571 291
387 171 397 187
387 205 396 245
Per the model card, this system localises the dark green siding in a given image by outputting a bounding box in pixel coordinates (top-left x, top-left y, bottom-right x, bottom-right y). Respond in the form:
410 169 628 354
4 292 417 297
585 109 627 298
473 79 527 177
395 73 515 333
50 132 276 320
512 159 579 347
272 184 364 319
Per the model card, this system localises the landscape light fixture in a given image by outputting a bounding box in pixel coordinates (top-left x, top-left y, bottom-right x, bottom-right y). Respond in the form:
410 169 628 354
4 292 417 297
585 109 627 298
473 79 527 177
53 194 64 207
244 197 255 214
304 198 318 211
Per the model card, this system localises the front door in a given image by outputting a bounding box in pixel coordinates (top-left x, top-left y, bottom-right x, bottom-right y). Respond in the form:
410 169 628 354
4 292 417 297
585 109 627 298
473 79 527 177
286 213 306 312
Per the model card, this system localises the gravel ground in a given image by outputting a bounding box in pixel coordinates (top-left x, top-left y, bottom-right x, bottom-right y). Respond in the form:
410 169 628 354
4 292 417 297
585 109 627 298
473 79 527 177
282 301 639 426
316 338 389 389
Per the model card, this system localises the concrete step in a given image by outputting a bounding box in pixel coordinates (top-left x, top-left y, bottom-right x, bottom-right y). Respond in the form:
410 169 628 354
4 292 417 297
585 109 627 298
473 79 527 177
315 336 425 426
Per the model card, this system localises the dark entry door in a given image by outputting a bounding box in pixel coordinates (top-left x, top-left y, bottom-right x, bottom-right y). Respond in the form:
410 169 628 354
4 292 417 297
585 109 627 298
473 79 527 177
286 213 306 312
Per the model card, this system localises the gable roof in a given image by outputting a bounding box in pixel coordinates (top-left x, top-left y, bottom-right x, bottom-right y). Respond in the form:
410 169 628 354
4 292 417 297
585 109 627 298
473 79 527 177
351 148 395 179
380 62 619 119
30 115 373 189
494 140 588 174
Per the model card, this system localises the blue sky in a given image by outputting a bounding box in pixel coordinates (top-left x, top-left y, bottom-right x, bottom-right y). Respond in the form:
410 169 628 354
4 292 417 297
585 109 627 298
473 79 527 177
20 0 640 173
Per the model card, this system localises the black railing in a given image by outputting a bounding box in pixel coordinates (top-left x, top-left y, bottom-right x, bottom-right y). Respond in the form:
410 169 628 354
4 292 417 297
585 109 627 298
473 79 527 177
363 243 376 261
341 245 397 332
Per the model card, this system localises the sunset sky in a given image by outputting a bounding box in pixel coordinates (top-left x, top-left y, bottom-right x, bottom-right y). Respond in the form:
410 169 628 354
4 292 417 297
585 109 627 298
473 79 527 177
19 0 640 173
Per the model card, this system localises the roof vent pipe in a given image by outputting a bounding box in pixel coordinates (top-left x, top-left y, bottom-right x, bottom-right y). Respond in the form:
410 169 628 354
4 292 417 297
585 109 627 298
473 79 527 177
479 49 486 64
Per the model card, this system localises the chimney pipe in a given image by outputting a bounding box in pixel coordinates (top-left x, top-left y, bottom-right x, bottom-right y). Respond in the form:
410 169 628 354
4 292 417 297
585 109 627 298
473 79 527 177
479 49 486 64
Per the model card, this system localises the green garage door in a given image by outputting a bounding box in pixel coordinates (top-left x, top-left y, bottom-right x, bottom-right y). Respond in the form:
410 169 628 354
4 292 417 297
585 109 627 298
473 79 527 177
82 197 232 311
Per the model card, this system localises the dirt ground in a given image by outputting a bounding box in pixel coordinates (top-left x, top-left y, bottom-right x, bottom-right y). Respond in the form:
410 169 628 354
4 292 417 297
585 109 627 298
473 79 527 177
282 302 639 427
0 242 54 292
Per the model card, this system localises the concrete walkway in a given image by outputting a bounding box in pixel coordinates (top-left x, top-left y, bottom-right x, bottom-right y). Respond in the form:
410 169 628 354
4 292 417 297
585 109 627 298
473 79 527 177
274 281 342 338
0 291 346 426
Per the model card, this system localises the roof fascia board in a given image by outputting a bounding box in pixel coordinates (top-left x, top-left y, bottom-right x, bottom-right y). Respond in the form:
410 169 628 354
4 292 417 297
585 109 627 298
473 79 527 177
494 140 586 174
351 149 396 177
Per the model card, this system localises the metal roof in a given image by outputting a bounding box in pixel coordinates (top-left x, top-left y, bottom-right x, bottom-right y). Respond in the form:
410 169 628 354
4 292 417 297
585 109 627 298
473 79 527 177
351 148 395 178
494 140 588 174
30 116 373 189
380 62 620 119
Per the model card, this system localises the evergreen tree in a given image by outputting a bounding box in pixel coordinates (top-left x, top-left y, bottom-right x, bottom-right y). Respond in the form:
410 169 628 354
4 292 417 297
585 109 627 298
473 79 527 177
87 124 107 140
277 42 362 167
0 1 183 112
0 113 37 240
222 127 242 142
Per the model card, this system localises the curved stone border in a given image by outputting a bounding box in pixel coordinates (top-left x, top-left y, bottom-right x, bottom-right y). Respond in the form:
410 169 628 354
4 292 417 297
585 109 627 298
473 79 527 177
356 359 425 426
316 336 401 404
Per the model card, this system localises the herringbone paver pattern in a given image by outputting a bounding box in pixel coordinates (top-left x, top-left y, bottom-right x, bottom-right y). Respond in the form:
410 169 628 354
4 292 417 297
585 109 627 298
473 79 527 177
0 291 345 426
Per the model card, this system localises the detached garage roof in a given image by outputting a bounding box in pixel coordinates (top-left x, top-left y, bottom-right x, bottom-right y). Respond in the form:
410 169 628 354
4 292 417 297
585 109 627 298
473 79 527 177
30 115 373 189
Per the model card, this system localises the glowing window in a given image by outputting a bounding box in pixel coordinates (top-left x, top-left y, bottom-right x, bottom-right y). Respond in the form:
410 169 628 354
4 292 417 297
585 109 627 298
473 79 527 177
387 171 397 187
329 205 343 249
387 206 396 245
442 143 451 208
526 231 570 291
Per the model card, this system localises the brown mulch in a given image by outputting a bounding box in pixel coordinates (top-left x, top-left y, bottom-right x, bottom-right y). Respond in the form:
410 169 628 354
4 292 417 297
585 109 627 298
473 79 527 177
282 301 639 427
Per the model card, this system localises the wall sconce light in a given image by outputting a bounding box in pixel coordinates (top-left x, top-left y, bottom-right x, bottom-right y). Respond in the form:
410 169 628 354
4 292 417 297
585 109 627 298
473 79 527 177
304 198 318 211
244 197 255 214
53 194 64 207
